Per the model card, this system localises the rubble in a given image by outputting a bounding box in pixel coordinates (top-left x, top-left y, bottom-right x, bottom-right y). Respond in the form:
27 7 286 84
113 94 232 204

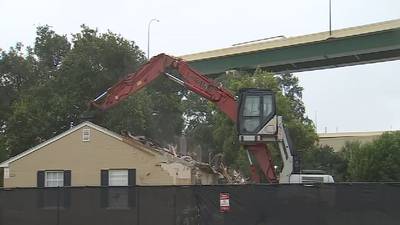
122 131 246 184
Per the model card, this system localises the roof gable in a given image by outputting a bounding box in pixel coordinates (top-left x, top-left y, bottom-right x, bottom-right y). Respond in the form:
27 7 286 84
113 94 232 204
0 121 123 167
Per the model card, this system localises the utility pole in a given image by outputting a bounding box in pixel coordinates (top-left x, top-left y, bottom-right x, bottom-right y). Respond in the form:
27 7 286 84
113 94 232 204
329 0 332 36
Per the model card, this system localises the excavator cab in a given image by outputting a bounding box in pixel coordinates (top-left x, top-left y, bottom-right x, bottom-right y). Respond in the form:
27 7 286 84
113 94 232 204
237 88 334 183
237 88 278 143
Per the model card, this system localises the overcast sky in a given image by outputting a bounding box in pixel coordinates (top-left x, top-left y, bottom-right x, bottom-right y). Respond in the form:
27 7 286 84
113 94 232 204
1 0 399 133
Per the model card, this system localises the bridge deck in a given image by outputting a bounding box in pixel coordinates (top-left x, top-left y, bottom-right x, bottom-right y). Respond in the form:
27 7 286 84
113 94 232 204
181 19 400 75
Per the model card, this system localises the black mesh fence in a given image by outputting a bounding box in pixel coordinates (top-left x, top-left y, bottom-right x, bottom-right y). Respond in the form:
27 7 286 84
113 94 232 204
0 183 399 225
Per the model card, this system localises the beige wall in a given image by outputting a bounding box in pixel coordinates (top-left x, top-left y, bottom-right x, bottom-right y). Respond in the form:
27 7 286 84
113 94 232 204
161 162 192 185
4 125 192 187
199 170 218 185
318 132 382 152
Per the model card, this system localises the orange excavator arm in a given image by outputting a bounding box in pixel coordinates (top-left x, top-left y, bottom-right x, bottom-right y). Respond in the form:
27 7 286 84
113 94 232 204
91 53 277 183
91 53 237 121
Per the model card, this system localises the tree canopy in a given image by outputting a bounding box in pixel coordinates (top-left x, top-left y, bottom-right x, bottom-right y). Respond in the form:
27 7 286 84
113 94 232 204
1 25 183 158
342 132 400 181
301 145 348 181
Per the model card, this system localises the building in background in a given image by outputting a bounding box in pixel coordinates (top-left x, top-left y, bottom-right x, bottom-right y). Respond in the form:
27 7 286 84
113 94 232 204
318 131 386 152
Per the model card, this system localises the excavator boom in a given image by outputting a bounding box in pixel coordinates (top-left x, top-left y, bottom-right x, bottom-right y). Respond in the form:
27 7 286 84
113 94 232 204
91 53 277 183
92 53 237 121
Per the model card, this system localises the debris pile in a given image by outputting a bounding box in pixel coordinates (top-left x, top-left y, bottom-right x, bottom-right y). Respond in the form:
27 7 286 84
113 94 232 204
209 153 246 184
122 131 246 184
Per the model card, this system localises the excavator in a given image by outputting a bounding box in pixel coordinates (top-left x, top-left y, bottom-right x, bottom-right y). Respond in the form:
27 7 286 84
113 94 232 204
91 53 333 184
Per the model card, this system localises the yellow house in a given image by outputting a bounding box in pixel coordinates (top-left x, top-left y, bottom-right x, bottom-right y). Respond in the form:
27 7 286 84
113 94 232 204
0 121 218 188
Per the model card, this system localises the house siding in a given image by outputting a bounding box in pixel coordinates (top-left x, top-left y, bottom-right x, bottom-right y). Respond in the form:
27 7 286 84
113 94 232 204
4 125 184 187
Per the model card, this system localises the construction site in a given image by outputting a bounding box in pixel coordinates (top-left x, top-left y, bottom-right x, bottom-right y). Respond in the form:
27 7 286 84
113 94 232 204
0 1 399 225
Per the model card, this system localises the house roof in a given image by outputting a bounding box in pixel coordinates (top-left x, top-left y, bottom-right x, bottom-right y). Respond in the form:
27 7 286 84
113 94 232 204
0 121 124 167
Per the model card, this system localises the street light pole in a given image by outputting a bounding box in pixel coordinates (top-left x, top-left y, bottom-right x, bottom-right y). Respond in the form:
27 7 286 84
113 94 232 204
329 0 332 36
147 18 159 59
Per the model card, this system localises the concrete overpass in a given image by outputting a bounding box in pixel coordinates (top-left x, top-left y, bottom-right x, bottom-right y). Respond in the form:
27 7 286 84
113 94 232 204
181 19 400 75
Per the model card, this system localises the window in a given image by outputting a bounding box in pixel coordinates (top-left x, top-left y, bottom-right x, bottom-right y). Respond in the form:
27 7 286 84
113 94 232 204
239 90 276 135
37 170 71 209
243 95 261 132
82 128 91 142
108 170 129 208
45 171 64 187
37 170 70 188
262 95 274 118
243 96 260 117
109 170 129 186
100 169 136 209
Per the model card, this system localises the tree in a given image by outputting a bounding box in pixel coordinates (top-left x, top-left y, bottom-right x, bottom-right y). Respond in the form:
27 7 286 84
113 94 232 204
0 43 38 119
34 25 71 73
0 43 39 159
343 132 400 181
301 145 348 181
276 72 307 122
3 25 184 156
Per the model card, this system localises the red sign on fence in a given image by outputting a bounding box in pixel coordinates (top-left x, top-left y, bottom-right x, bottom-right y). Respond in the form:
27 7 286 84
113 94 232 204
220 193 230 212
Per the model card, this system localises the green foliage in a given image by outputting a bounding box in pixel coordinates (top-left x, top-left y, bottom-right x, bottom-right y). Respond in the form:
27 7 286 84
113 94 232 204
1 25 183 157
0 44 37 125
34 25 71 71
0 43 38 92
276 73 308 122
343 132 400 181
301 145 348 181
291 132 400 182
0 135 7 162
101 77 184 145
184 70 317 175
1 43 39 159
